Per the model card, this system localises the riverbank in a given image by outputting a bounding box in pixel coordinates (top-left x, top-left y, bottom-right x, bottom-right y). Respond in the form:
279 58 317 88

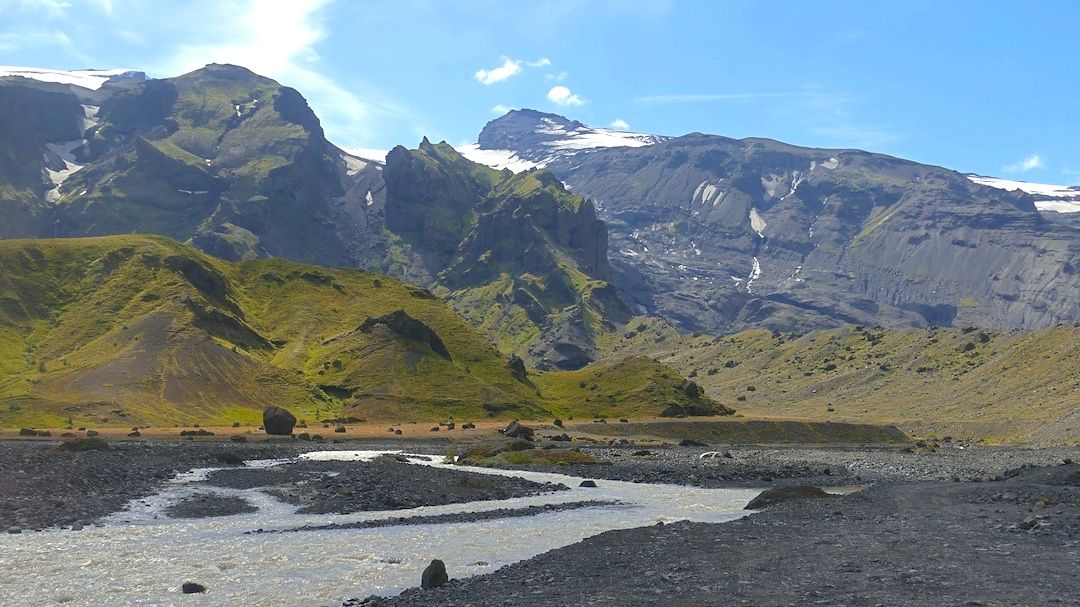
353 461 1080 607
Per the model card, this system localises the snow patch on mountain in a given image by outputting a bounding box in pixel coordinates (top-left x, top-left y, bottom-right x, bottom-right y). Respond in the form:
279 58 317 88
457 144 540 172
0 66 141 90
968 174 1080 213
469 110 669 172
340 147 389 165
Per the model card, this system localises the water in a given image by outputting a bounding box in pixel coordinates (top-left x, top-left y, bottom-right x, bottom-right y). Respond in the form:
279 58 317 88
0 451 761 607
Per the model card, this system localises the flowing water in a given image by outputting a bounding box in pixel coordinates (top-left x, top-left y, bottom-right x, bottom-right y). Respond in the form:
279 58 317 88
0 451 761 607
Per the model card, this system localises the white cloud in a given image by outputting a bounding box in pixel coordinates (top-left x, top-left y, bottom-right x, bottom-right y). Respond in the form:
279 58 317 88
528 58 551 67
609 119 630 130
1002 154 1044 173
159 0 405 147
547 85 584 106
474 57 521 85
545 71 568 82
491 104 513 115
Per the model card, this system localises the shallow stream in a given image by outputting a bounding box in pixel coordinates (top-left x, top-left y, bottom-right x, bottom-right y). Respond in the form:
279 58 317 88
0 451 760 606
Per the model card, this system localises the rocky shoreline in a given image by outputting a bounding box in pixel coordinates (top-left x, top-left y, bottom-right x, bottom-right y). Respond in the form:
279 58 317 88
352 461 1080 607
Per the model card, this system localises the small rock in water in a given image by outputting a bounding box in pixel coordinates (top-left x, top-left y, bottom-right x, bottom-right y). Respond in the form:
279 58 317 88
421 559 448 589
579 480 598 488
181 582 206 594
7 526 21 534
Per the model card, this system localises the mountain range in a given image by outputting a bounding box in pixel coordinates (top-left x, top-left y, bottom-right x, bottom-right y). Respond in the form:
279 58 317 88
1 64 1078 373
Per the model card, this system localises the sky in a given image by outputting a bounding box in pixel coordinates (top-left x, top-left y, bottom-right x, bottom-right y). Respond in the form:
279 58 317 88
1 0 1077 183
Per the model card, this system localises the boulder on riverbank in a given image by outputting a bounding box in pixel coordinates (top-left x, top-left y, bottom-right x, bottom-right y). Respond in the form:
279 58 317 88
263 406 297 435
459 438 534 461
745 485 833 510
421 560 448 589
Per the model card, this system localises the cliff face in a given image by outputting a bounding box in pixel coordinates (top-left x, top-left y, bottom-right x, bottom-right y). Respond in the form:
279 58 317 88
542 134 1079 332
383 141 629 369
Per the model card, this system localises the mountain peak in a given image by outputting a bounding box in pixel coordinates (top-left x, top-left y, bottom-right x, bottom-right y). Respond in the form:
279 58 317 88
460 108 668 172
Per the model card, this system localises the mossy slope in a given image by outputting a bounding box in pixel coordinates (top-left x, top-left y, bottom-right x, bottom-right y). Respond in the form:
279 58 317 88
610 323 1080 443
0 235 713 427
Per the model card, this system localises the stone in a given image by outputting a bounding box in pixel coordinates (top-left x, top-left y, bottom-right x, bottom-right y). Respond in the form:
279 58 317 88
421 559 448 589
7 527 21 534
502 421 535 441
127 431 140 437
216 452 244 465
335 426 347 433
679 438 708 447
181 582 206 594
745 486 833 510
262 406 297 435
18 428 35 436
579 480 598 488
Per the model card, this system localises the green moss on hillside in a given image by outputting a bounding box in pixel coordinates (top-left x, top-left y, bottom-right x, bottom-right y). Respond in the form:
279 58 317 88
0 235 702 427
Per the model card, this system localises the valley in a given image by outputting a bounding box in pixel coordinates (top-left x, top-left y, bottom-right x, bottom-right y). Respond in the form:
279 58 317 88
0 37 1078 607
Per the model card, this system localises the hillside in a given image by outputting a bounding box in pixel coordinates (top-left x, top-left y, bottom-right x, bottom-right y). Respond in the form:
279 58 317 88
0 236 723 428
385 139 630 370
607 322 1080 443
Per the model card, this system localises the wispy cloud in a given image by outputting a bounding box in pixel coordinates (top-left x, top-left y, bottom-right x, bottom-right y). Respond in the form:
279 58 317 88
609 118 630 130
547 85 584 106
159 0 405 147
474 56 551 85
1002 154 1043 173
491 104 513 115
474 57 521 85
545 71 568 82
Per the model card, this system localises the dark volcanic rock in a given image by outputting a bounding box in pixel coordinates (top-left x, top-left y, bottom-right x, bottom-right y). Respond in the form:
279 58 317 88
421 560 448 589
181 582 206 594
502 421 535 441
263 406 297 435
745 485 833 510
459 438 535 461
359 310 451 361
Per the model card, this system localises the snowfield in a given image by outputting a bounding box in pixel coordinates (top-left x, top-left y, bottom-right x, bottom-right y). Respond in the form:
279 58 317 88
968 174 1080 213
0 66 139 90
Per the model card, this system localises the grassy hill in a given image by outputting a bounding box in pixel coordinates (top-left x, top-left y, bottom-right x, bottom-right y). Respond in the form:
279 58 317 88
607 321 1080 443
0 235 722 428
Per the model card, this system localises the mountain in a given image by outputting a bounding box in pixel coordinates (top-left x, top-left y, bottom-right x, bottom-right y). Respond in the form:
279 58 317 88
383 139 630 369
466 110 1080 333
0 65 631 368
0 235 726 428
458 109 668 171
967 175 1080 229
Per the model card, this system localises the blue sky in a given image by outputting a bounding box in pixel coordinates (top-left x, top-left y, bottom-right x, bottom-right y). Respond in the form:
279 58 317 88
1 0 1077 182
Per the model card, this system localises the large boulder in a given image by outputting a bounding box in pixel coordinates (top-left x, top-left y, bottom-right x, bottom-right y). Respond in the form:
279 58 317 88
745 485 833 510
421 559 448 589
502 421 535 441
459 438 534 462
262 406 297 435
